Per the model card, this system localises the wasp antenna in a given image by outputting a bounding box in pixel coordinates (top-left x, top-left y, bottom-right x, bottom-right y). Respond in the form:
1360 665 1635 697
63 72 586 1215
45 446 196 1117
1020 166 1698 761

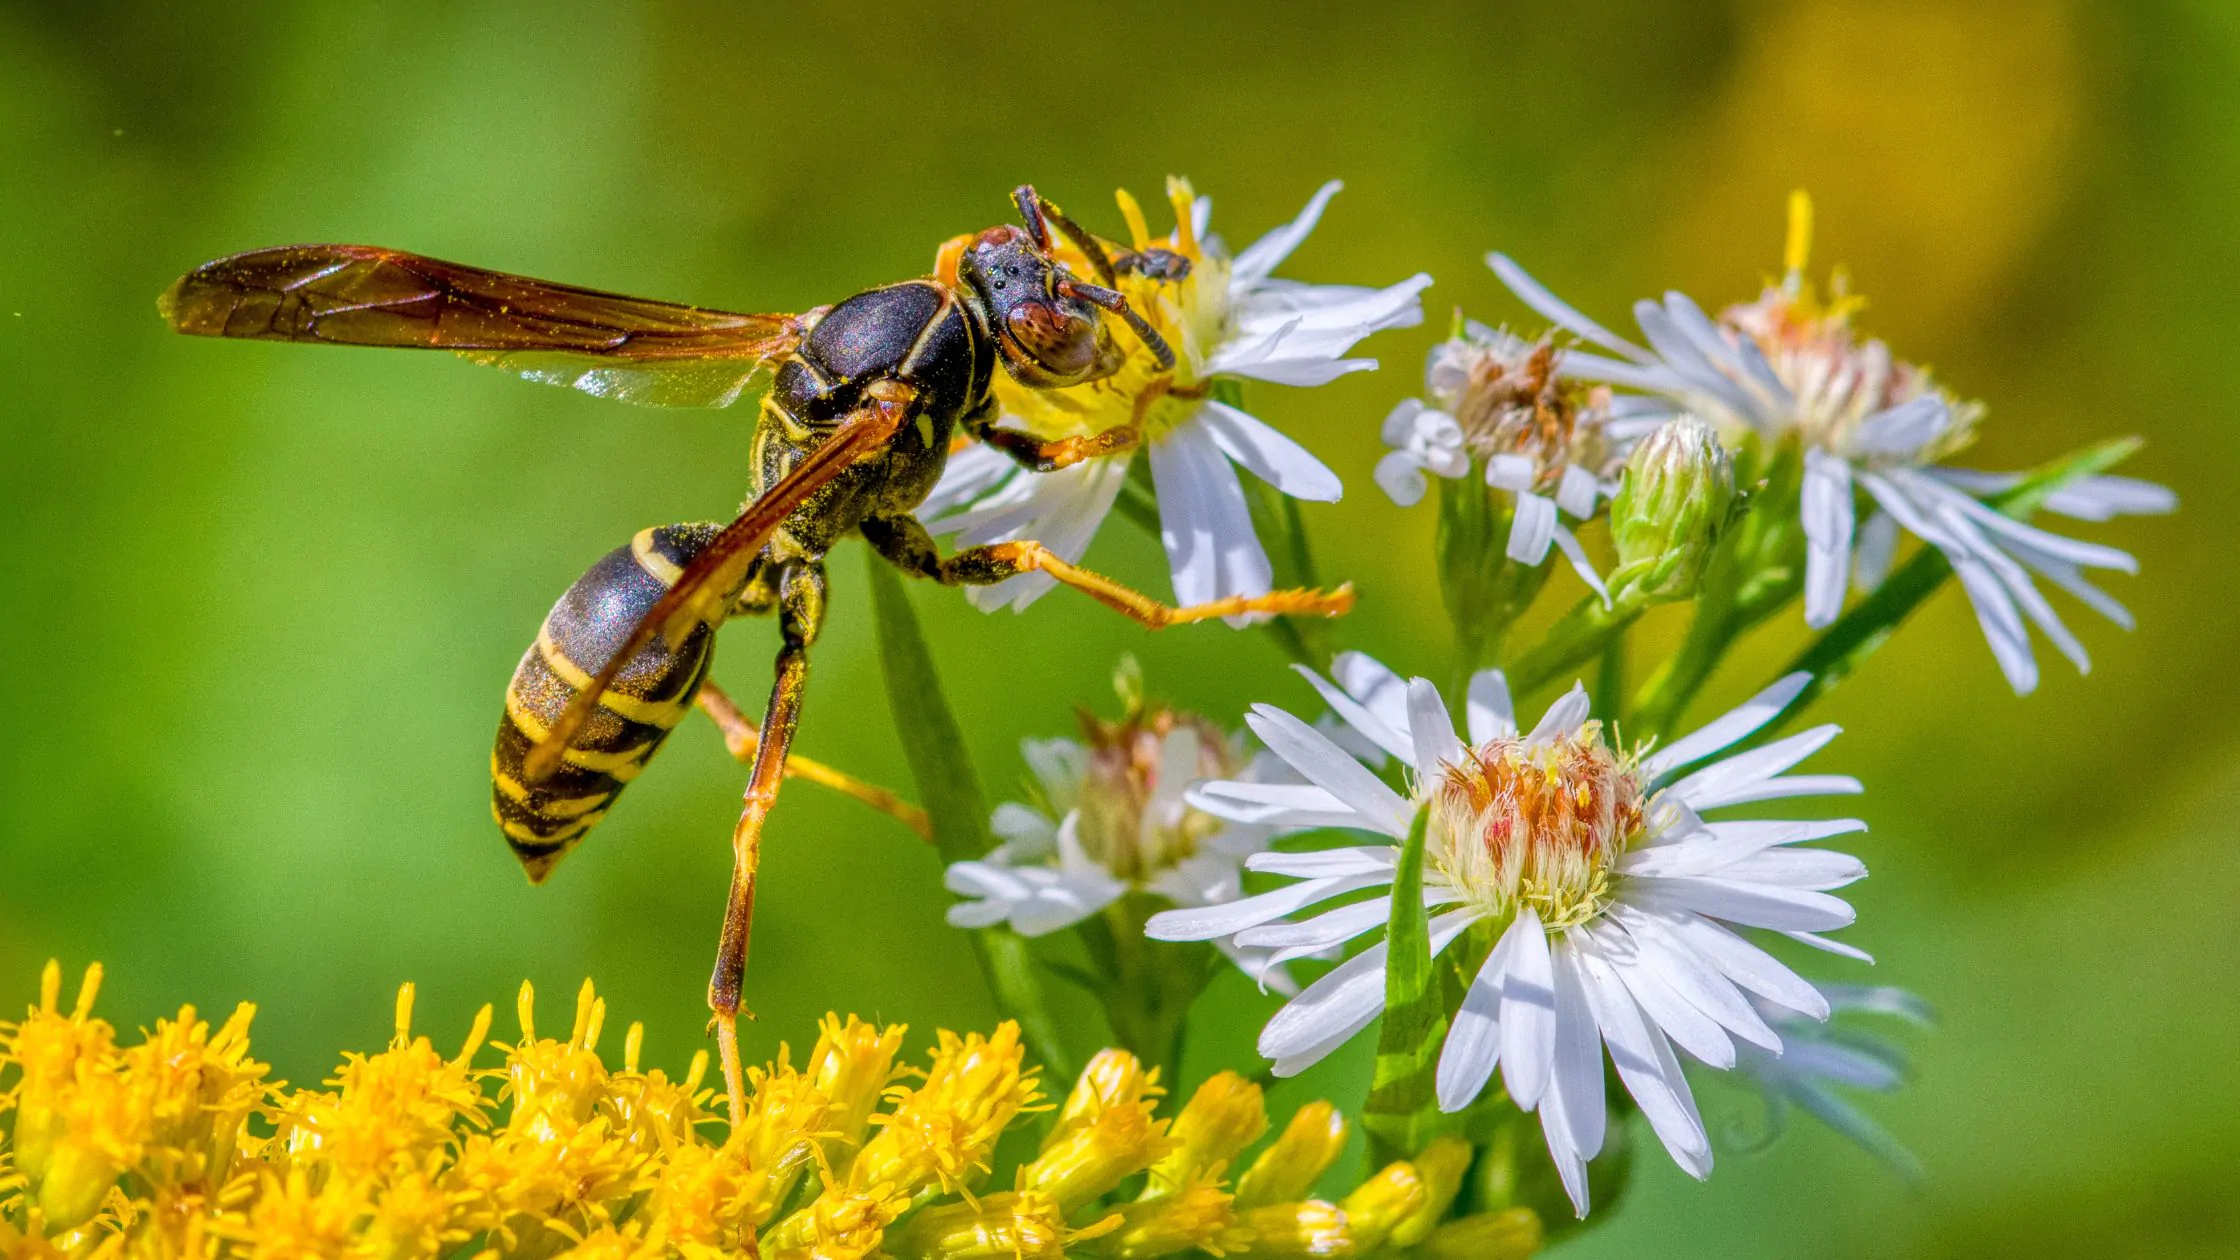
1012 185 1052 251
1060 278 1175 371
1037 196 1119 286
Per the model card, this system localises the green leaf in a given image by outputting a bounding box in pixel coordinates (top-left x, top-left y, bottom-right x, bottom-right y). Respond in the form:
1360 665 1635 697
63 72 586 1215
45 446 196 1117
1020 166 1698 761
1363 805 1447 1166
865 553 1075 1079
1761 436 2144 737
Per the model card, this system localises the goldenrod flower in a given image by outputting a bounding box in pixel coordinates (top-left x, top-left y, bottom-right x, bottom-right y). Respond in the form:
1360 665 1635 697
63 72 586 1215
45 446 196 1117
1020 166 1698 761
1232 1102 1346 1210
0 965 1537 1258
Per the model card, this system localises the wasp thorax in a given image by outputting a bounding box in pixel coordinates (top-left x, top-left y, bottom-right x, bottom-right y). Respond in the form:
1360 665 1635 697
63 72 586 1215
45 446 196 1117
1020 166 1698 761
1428 331 1620 489
1428 724 1644 929
1072 707 1239 885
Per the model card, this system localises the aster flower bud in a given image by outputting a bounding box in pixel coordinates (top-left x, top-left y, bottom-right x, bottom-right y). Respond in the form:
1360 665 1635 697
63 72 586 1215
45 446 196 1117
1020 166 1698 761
1607 416 1737 606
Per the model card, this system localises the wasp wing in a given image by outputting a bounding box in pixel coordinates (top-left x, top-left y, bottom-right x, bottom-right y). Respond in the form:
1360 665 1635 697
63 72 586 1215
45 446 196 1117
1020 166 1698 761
159 244 802 408
521 393 912 782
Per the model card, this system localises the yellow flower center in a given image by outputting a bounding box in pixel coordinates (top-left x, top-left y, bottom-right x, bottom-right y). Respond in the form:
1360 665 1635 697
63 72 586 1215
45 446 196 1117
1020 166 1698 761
1427 724 1644 930
992 178 1232 445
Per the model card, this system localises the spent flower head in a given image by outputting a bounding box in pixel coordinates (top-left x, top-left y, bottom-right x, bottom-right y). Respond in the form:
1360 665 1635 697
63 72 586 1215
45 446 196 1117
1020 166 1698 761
1378 323 1656 601
944 667 1307 991
924 178 1429 615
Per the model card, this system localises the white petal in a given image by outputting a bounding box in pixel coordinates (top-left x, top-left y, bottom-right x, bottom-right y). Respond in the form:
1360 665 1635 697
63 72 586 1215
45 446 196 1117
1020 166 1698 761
1406 677 1465 780
1630 876 1856 932
1150 418 1273 608
1642 673 1810 779
1848 396 1951 458
1802 449 1856 627
1200 400 1343 502
1782 929 1876 962
1245 846 1397 879
1585 921 1735 1069
1555 463 1600 518
1292 663 1415 765
1851 509 1900 592
1667 724 1842 810
1505 490 1558 564
1573 936 1711 1175
1499 907 1556 1109
1232 180 1342 283
1237 897 1398 955
1375 451 1430 506
1437 914 1531 1112
1256 908 1476 1064
1545 940 1608 1166
1246 706 1414 837
1605 903 1781 1051
1526 683 1591 746
1643 907 1830 1019
1144 871 1391 941
1332 651 1415 745
1466 669 1517 744
1486 252 1653 363
919 442 1017 518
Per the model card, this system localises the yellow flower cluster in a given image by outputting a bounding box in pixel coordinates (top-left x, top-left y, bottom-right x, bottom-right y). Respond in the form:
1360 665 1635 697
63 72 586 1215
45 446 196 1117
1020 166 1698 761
0 964 1540 1259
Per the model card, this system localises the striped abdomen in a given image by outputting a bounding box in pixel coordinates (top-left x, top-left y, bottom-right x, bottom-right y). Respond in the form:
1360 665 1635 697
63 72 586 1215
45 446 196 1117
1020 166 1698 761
493 522 724 881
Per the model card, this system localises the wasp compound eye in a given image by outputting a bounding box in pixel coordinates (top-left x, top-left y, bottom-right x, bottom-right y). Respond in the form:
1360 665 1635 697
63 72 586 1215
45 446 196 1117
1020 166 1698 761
1005 301 1096 377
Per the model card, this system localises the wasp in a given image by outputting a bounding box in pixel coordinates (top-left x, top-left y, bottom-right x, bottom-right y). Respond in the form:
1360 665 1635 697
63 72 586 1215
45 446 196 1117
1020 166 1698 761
160 186 1353 1118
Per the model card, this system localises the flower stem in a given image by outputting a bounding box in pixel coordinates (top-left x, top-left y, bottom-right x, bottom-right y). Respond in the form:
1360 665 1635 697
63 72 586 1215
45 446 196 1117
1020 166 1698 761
866 554 1074 1079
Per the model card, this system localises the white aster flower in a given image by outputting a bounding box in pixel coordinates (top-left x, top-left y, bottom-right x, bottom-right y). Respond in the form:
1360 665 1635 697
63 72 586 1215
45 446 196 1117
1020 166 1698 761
943 703 1304 992
1146 654 1868 1216
1731 983 1929 1179
1376 325 1659 602
922 178 1432 614
1486 199 2174 693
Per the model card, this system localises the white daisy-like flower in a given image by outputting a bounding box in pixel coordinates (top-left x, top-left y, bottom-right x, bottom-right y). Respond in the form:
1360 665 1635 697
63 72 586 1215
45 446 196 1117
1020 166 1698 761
943 704 1304 993
1146 653 1868 1216
1376 325 1663 602
1486 208 2174 693
921 178 1432 614
1731 984 1929 1179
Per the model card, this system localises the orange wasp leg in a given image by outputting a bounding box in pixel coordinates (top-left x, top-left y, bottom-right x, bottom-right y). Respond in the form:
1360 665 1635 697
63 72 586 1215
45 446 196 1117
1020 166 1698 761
708 560 822 1126
696 682 931 842
860 515 1355 629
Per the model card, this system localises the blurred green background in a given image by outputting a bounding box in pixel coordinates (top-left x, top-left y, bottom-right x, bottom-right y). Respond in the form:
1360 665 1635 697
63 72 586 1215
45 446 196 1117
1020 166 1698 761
1 1 2233 1255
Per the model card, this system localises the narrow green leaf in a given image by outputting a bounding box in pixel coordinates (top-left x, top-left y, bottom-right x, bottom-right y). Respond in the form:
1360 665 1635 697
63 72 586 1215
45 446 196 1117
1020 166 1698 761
1760 436 2144 737
865 553 1075 1079
1363 806 1446 1166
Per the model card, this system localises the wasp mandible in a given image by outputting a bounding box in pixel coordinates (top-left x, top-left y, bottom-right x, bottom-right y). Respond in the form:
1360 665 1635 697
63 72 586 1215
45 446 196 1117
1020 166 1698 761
159 186 1354 1120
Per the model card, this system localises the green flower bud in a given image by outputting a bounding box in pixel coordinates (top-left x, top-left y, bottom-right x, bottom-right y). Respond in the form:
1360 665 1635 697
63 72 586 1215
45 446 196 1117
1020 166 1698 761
1607 417 1737 606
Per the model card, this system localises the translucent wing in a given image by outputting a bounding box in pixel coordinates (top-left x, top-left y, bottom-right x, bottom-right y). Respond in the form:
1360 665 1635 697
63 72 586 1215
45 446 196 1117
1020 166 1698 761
521 391 913 782
159 244 803 407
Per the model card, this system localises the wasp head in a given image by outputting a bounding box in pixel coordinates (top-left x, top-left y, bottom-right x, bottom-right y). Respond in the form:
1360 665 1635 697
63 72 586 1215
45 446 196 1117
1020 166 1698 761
958 224 1126 389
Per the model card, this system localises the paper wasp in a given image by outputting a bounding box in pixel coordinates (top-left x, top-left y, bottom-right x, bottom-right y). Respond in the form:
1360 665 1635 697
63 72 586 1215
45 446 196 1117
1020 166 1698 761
159 186 1353 1119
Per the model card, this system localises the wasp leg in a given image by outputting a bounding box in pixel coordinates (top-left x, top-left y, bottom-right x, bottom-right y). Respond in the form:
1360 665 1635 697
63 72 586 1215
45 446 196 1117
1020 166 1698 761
861 515 1354 628
709 558 825 1126
696 682 931 841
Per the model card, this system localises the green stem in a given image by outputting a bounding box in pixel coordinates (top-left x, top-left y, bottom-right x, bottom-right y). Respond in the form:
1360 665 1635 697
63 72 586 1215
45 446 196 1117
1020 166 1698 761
1089 894 1208 1089
1504 594 1646 702
865 554 1073 1079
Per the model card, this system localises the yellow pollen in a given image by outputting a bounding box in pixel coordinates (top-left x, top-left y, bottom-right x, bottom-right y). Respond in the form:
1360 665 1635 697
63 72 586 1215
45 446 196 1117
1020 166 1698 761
1784 188 1815 282
1114 187 1152 252
1164 175 1199 258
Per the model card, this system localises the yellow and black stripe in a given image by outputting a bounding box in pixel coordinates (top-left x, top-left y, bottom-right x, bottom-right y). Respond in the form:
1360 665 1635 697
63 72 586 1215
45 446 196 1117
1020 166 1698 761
492 522 725 882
